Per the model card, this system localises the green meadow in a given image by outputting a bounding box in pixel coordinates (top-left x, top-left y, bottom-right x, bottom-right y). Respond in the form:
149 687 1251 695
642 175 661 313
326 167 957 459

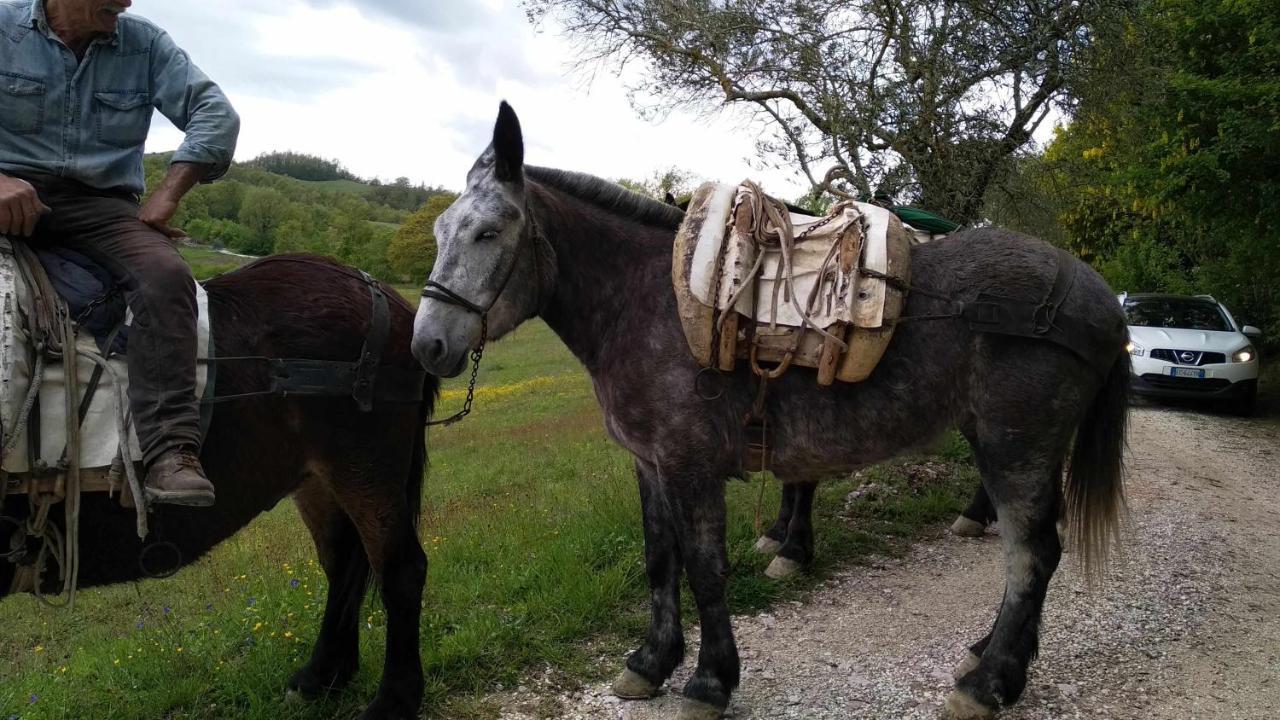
0 282 977 719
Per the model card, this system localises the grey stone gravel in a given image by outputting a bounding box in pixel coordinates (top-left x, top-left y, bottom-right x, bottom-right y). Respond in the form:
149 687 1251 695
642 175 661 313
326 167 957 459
496 405 1280 719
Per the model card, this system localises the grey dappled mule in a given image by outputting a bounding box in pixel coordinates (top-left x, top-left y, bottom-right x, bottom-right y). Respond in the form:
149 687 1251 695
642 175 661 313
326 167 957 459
413 103 1130 720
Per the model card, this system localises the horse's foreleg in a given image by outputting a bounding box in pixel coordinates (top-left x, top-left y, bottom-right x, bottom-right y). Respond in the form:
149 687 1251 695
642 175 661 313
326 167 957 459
766 480 817 579
614 460 685 699
289 481 368 698
669 469 738 720
947 457 1063 719
329 461 426 720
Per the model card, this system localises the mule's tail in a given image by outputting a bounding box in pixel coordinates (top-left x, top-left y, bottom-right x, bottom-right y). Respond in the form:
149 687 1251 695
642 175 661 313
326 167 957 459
1066 352 1130 578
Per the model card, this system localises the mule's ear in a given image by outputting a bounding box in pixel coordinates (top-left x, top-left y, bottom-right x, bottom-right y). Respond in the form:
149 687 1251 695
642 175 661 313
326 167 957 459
492 101 524 183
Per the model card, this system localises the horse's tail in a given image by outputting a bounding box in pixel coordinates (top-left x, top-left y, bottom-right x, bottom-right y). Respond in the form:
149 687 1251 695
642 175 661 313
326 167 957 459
408 376 438 531
1066 351 1130 579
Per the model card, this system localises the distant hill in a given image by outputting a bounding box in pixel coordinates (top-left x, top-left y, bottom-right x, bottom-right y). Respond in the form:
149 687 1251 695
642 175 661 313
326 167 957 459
144 152 454 282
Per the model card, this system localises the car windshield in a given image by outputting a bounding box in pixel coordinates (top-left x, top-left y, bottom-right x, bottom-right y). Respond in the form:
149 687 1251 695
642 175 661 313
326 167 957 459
1124 298 1232 331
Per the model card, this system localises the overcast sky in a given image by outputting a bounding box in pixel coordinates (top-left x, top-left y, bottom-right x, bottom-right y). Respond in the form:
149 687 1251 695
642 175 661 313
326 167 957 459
138 0 809 196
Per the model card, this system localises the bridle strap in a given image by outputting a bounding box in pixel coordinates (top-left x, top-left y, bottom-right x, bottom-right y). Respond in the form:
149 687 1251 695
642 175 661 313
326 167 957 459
421 280 487 315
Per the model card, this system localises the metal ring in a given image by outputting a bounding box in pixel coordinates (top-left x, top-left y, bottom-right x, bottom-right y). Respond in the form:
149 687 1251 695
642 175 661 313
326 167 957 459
138 541 183 579
694 367 726 400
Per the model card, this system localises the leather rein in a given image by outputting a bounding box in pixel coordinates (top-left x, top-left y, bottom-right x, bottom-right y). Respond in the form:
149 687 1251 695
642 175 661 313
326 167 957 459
419 202 543 427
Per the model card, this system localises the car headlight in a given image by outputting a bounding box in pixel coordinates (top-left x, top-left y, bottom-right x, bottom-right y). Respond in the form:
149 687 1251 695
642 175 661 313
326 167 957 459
1126 340 1144 357
1233 345 1256 363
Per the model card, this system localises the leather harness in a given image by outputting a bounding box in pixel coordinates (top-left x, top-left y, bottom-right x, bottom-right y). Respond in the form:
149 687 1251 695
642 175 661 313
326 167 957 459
204 260 426 411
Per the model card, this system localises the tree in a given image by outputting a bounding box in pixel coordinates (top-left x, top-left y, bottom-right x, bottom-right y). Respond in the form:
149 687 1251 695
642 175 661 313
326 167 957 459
530 0 1123 223
615 166 699 201
237 187 291 255
386 194 456 284
1038 0 1280 341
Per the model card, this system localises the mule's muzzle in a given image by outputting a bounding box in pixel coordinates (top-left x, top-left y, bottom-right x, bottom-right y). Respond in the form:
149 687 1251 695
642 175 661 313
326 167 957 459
412 333 468 378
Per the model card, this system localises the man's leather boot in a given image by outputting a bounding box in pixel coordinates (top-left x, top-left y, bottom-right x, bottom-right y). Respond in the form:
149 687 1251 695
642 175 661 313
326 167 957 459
144 446 215 507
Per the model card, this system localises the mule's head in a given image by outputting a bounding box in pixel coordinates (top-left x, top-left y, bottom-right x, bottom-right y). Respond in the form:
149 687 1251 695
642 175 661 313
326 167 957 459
412 102 546 377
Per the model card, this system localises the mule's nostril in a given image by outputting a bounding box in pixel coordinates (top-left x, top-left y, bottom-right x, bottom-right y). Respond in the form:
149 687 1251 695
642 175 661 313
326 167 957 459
412 335 447 371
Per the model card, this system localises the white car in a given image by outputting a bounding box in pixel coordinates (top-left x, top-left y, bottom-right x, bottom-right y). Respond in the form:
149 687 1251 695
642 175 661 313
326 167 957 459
1122 293 1262 414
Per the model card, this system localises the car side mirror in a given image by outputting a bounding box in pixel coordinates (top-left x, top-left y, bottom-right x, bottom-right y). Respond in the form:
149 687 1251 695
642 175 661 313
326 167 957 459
1242 325 1262 339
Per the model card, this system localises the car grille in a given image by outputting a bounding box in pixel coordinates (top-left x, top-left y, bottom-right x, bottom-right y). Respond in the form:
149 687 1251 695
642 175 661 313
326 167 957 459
1149 349 1227 366
1139 374 1231 392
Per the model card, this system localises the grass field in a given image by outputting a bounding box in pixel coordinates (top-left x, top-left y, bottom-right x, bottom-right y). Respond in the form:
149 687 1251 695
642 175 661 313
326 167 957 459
0 315 977 719
179 246 255 281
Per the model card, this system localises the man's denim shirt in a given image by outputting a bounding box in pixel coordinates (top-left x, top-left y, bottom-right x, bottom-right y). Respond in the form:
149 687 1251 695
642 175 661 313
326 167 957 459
0 0 239 196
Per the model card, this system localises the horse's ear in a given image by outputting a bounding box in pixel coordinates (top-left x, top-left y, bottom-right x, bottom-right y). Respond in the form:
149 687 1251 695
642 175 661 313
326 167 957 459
492 101 524 183
664 192 677 206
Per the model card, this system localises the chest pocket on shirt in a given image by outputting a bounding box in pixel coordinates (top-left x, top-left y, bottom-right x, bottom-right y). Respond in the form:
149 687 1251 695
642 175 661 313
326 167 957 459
94 91 152 148
0 73 47 135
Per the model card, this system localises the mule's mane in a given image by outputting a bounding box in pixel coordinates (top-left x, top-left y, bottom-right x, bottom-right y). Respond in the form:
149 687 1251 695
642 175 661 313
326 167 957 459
526 166 684 230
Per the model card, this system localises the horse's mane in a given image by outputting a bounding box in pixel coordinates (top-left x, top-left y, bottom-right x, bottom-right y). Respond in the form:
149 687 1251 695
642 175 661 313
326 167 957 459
526 166 685 231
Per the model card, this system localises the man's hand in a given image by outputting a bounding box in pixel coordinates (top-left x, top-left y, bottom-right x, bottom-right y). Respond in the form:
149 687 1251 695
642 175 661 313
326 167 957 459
0 174 51 238
139 192 187 240
140 162 210 242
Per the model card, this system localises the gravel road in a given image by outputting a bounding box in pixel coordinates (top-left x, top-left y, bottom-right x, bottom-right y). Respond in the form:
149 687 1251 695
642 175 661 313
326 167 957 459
499 402 1280 719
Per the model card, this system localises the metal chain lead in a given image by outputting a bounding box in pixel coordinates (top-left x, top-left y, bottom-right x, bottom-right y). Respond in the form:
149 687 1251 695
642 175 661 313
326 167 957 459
427 316 487 427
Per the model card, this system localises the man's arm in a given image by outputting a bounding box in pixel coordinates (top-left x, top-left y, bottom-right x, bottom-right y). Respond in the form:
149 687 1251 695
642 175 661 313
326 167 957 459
138 162 208 239
150 30 240 181
0 172 51 238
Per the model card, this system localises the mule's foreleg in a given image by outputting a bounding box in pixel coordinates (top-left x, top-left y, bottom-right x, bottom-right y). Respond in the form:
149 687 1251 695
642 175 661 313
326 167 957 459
949 473 1062 719
767 480 816 579
290 484 369 698
755 482 798 555
669 470 739 719
952 482 996 537
615 460 685 699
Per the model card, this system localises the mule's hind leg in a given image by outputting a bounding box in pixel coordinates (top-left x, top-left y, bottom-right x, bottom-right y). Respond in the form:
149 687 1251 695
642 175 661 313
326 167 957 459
289 481 369 698
947 456 1064 719
615 460 685 699
765 480 817 580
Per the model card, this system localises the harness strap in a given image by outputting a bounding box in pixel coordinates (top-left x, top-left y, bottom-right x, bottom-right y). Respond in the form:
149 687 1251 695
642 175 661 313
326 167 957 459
352 270 390 412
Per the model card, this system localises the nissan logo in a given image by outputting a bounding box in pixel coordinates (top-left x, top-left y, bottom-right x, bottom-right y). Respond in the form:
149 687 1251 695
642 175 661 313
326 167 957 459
1179 351 1195 363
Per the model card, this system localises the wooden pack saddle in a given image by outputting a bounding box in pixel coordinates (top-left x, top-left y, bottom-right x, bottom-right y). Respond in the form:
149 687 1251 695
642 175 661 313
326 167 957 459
673 181 911 385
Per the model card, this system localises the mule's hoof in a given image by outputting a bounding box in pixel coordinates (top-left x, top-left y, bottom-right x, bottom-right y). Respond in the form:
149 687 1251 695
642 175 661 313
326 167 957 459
764 556 802 579
944 690 995 720
754 536 783 555
677 698 725 720
612 668 659 699
950 516 986 537
283 689 308 706
951 652 981 680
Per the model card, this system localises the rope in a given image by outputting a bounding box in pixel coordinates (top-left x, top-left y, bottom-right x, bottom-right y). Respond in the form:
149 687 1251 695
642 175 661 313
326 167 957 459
77 347 147 538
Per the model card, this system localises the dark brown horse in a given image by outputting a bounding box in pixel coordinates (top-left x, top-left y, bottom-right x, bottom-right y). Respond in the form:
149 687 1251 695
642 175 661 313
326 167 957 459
412 104 1128 720
1 255 436 720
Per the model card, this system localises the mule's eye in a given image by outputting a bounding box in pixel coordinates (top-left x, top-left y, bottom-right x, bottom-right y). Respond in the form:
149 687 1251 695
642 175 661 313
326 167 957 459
477 230 499 242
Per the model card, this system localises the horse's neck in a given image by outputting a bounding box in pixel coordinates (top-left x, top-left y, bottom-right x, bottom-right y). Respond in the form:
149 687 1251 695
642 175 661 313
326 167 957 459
537 199 669 372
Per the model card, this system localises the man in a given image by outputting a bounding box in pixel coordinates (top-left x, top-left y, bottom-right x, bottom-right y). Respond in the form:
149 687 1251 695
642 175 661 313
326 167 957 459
0 0 239 506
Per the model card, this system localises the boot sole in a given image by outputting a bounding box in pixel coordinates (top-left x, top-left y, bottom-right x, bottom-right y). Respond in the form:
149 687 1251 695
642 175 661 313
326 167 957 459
145 489 216 507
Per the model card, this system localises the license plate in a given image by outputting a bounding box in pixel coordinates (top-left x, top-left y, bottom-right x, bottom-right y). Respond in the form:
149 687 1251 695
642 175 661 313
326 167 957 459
1169 367 1205 379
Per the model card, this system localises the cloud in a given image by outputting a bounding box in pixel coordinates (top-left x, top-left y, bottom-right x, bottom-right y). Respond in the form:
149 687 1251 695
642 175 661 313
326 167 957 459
299 0 486 31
